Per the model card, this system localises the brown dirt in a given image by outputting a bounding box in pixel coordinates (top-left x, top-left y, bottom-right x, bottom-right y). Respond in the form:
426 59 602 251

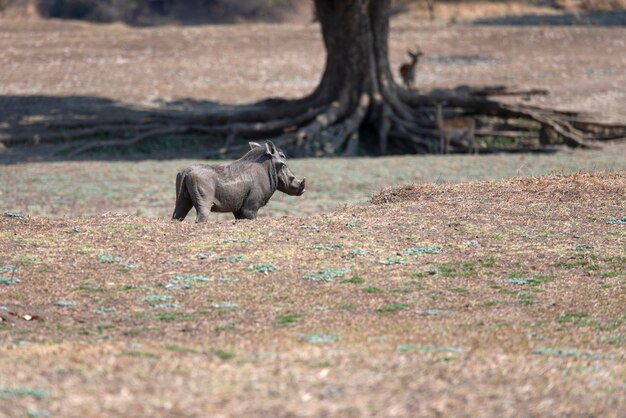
1 9 626 162
1 171 624 417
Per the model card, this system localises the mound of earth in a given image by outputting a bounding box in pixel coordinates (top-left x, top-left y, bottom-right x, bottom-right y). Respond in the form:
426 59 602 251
372 171 625 206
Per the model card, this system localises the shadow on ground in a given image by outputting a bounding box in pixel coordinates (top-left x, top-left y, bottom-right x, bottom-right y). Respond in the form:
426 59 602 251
0 95 231 164
473 11 626 26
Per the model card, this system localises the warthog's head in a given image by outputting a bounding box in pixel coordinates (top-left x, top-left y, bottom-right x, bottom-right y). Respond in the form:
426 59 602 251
250 141 306 196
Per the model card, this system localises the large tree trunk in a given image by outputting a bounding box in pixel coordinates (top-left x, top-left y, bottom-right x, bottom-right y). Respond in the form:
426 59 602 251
10 0 624 157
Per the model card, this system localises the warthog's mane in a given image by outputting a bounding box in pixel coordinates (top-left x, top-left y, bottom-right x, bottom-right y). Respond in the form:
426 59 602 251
237 147 268 163
234 145 285 166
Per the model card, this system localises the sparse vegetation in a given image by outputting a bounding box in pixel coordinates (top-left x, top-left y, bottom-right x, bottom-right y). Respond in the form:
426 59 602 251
0 9 624 415
341 276 365 284
377 302 409 313
247 263 279 273
276 313 302 327
304 268 350 282
302 333 339 344
363 286 382 294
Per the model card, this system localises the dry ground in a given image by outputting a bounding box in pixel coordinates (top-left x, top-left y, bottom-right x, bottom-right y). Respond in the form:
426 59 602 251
1 143 626 220
1 10 626 418
1 171 625 417
2 11 626 162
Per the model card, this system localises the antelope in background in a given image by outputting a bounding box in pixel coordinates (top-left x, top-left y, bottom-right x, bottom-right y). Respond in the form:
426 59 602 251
426 0 436 20
436 102 477 154
399 48 423 89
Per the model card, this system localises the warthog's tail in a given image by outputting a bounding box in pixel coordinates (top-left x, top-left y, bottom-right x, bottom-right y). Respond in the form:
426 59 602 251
172 171 194 221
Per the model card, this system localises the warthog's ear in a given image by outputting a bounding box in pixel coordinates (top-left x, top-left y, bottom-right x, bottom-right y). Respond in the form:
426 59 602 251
264 140 279 156
249 141 262 149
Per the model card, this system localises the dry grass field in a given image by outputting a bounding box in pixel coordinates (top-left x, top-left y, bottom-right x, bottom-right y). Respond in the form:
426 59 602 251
1 172 624 417
1 8 625 418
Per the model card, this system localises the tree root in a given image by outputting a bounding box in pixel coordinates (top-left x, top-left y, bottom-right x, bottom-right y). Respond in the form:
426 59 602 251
4 83 624 158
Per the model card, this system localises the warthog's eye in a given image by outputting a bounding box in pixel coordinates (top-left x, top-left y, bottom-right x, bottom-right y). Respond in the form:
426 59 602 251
279 152 286 159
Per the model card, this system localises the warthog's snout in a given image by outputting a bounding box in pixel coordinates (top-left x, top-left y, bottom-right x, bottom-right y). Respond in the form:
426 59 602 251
296 178 306 196
285 177 305 196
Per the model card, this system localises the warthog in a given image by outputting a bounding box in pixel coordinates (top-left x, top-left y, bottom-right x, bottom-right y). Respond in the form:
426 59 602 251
172 141 306 222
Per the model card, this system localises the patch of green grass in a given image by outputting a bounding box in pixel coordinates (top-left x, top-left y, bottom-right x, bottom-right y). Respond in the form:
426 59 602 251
376 302 409 313
341 276 365 284
54 300 76 308
215 321 237 332
152 303 181 309
247 263 279 273
122 326 157 337
3 211 26 218
144 295 173 303
491 285 537 305
27 408 50 418
531 347 606 360
162 344 201 354
517 292 536 305
557 253 602 270
483 300 509 306
124 351 160 360
214 255 245 263
304 268 350 282
437 262 477 278
451 287 469 294
15 255 38 265
346 220 360 228
96 253 123 263
223 238 255 244
75 326 91 335
338 304 356 311
96 325 114 333
606 217 626 225
390 287 413 294
404 246 442 255
302 333 339 344
0 387 48 400
209 301 239 313
438 264 457 277
377 257 407 265
416 309 452 316
599 334 626 345
363 286 381 294
0 265 17 273
276 314 302 327
603 255 626 265
312 243 343 251
79 280 101 292
155 312 195 322
210 348 235 360
574 244 594 251
349 249 369 256
167 274 211 289
478 257 498 268
503 274 554 286
0 277 20 285
557 312 590 324
397 344 466 353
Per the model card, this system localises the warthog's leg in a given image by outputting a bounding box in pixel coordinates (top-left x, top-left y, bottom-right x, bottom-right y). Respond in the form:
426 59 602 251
195 203 211 223
172 197 193 221
234 208 258 220
172 172 194 221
